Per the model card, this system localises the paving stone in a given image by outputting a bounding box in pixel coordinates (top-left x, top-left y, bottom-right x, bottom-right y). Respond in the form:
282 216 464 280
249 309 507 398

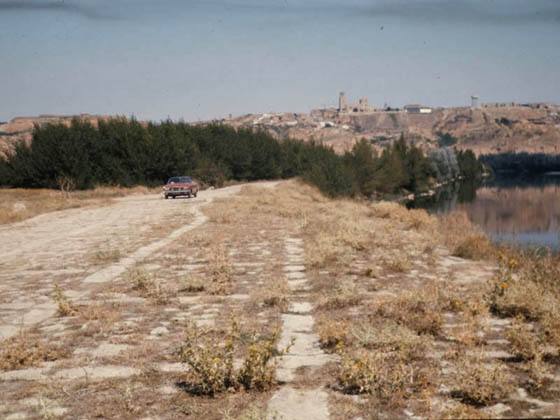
227 294 250 301
268 386 330 420
158 385 179 394
105 293 146 304
6 413 27 420
285 271 306 280
486 403 511 416
0 325 20 340
75 343 131 358
289 301 313 313
150 327 169 336
53 365 140 380
1 368 47 381
156 363 185 373
283 265 306 272
178 296 201 305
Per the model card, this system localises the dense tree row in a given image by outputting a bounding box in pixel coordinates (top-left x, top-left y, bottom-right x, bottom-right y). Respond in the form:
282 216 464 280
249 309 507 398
0 118 481 198
480 152 560 175
0 118 315 190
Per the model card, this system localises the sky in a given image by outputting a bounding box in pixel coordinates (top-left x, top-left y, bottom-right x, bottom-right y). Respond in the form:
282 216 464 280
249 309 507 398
1 0 559 122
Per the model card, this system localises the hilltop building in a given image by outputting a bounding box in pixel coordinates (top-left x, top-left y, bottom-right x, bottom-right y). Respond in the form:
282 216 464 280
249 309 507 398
404 104 432 114
471 95 480 109
338 92 374 114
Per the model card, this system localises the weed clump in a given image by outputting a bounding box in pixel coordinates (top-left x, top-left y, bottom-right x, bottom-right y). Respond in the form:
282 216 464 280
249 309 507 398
92 248 121 265
0 330 69 371
452 233 495 260
317 279 361 310
352 321 433 360
505 316 545 361
451 353 513 406
374 288 444 336
381 254 412 273
317 319 350 352
250 276 290 310
179 317 290 395
53 284 77 316
126 267 153 291
125 267 170 303
337 350 412 404
178 274 205 293
487 252 559 321
206 245 234 295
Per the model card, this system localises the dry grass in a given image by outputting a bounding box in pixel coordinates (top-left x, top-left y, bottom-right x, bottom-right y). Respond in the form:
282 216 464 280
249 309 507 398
249 276 290 311
179 318 290 395
452 233 496 260
522 356 555 398
205 198 239 224
126 267 154 291
337 350 412 404
0 185 155 225
485 251 560 379
317 318 350 352
351 321 433 360
91 248 121 265
206 245 234 295
178 273 206 293
505 316 545 361
451 299 491 347
370 201 437 232
53 284 78 316
125 267 171 304
317 279 361 310
0 330 69 371
221 404 274 420
451 353 514 406
440 402 486 419
488 252 560 321
381 253 412 273
374 286 447 336
441 211 496 261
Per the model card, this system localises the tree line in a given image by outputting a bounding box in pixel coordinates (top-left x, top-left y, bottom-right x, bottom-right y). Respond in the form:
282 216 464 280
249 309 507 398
0 118 481 198
480 152 560 175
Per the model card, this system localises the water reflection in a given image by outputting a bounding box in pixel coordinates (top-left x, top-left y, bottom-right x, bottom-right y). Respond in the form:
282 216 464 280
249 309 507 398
408 174 560 251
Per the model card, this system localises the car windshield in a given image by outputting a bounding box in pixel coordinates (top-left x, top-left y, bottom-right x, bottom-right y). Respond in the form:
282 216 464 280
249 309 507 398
168 176 192 184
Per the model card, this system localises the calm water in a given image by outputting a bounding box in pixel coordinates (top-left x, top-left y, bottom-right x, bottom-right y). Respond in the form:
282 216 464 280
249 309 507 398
408 174 560 252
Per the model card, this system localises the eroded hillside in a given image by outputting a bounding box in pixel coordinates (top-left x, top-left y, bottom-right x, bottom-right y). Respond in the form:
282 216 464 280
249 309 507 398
1 104 559 159
226 104 560 155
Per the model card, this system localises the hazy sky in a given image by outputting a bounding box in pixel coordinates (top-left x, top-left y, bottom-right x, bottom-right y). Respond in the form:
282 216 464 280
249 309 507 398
1 0 559 122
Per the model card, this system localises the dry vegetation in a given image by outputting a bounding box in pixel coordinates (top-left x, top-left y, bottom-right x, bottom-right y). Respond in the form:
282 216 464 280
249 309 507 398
179 317 290 395
0 329 70 371
0 185 155 225
250 180 560 418
1 179 559 418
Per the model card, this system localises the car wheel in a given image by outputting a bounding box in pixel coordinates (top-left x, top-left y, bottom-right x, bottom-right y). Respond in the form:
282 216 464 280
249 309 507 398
164 195 169 199
172 196 176 199
193 190 197 197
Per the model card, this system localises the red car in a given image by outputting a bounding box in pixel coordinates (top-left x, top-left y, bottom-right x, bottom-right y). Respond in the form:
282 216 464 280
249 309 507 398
163 176 199 199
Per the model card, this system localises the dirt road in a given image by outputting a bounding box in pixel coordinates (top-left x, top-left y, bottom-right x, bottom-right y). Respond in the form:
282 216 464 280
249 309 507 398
0 183 262 340
2 180 557 419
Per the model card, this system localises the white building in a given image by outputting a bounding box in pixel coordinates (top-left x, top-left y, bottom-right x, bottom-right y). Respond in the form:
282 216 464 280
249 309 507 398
404 104 432 114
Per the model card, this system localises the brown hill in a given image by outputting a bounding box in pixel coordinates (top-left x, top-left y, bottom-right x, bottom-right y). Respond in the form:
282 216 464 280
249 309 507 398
0 114 112 158
225 103 560 155
1 104 559 158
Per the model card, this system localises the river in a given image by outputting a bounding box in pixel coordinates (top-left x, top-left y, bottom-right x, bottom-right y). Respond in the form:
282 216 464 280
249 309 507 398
408 173 560 252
